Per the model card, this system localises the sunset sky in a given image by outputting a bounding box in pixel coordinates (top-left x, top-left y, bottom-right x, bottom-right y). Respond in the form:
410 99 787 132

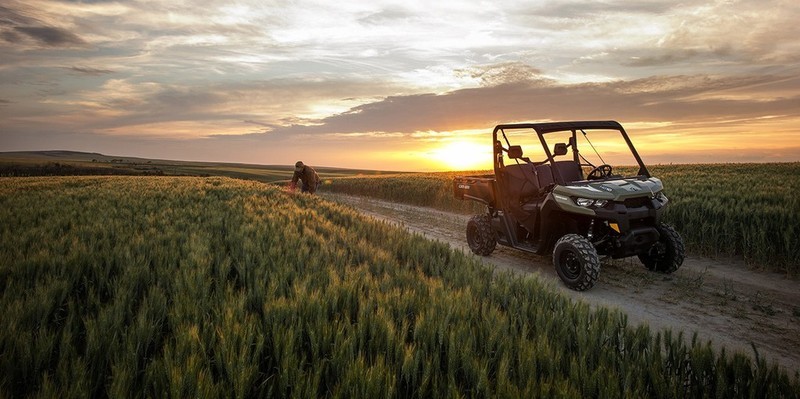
1 0 799 171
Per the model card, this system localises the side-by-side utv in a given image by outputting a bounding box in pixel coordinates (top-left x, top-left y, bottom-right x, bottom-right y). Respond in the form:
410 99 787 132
453 121 684 291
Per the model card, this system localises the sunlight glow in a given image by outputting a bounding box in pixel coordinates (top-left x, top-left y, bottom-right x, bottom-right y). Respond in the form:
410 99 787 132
430 140 492 171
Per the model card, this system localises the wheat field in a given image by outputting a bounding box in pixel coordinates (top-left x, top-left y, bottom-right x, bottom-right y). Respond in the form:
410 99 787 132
1 176 798 397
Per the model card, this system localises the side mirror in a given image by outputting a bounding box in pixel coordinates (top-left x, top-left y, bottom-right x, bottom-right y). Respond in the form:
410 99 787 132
553 143 568 156
507 145 523 159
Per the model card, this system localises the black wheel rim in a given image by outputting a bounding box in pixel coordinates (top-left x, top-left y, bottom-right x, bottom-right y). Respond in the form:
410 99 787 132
648 241 667 260
560 251 582 280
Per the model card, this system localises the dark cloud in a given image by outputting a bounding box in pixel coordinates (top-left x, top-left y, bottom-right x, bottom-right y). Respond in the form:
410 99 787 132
12 26 85 46
579 47 736 68
259 72 800 137
0 29 21 42
66 66 115 75
0 3 86 48
150 87 223 111
88 86 230 129
244 120 278 128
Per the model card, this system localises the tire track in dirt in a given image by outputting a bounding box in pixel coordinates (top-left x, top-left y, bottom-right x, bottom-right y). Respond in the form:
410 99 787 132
323 193 800 373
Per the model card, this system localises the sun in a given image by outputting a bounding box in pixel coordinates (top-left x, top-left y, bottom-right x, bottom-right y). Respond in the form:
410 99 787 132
430 140 492 171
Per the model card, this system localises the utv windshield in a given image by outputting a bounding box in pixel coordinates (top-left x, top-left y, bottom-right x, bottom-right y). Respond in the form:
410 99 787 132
541 128 646 180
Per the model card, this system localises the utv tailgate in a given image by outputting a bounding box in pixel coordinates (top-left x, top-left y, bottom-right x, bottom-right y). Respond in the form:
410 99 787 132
453 175 496 206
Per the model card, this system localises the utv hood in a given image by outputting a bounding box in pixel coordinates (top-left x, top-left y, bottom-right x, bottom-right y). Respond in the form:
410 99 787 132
555 177 664 201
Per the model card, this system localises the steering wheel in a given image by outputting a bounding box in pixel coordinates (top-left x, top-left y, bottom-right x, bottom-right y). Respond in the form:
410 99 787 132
587 164 613 180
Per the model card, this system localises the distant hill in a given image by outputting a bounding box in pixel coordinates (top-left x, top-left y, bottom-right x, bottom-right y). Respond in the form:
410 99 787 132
0 150 105 161
0 150 405 182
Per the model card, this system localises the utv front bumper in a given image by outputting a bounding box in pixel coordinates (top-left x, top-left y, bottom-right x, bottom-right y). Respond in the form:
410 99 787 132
606 226 660 258
594 197 665 258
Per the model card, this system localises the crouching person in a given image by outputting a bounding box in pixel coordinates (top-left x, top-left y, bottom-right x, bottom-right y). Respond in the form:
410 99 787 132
290 161 320 194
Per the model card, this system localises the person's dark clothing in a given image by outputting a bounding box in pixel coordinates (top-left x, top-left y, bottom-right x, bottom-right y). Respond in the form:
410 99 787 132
292 165 320 194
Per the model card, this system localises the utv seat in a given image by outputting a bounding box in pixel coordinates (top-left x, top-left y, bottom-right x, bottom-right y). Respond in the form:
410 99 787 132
535 164 554 188
503 164 554 215
505 161 582 191
552 160 583 183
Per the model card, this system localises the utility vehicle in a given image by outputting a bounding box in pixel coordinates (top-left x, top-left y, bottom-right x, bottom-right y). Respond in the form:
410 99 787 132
453 121 684 291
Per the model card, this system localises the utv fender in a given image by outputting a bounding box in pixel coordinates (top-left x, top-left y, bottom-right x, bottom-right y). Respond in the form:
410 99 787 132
538 196 588 253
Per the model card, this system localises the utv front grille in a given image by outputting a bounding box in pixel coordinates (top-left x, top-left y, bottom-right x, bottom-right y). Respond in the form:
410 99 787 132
623 197 651 209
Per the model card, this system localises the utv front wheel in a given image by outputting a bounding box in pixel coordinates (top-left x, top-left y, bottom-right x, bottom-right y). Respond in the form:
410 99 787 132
639 223 685 273
466 214 496 256
553 234 600 291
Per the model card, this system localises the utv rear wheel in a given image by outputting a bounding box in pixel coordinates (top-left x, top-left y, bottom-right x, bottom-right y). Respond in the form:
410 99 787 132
553 234 600 291
639 223 685 273
466 214 496 256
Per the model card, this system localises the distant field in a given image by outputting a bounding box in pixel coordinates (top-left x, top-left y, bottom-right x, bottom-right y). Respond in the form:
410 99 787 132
2 176 797 397
321 163 800 276
0 150 398 183
2 152 797 273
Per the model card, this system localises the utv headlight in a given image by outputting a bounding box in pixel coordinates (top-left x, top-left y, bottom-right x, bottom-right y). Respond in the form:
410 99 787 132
575 198 607 208
654 191 668 203
576 198 594 207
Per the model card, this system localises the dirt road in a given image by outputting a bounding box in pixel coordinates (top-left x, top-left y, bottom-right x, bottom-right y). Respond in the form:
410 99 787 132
323 193 800 373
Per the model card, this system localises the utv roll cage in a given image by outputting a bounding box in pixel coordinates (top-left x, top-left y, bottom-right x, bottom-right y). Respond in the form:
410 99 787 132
493 120 651 184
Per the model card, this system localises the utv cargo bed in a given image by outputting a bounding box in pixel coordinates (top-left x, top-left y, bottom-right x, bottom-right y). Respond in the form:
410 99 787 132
453 174 495 206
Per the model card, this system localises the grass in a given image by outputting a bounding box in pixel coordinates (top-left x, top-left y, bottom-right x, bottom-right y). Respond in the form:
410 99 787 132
1 176 799 397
